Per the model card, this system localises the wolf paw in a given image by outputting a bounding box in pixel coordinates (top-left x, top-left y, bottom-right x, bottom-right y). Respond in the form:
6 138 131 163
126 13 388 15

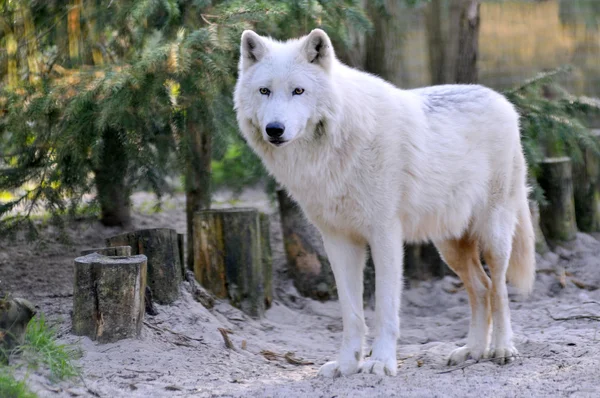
360 358 397 376
317 359 360 378
447 345 488 366
488 345 518 365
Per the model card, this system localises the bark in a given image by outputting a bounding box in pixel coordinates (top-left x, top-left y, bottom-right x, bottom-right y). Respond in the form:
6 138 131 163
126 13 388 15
425 0 446 85
573 130 600 232
538 157 578 242
0 297 36 363
72 253 146 343
185 109 212 273
106 228 183 304
95 128 131 227
193 208 272 318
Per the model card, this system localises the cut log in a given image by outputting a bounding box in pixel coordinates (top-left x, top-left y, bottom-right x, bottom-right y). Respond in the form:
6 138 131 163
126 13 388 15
106 228 182 304
178 233 186 277
277 188 336 301
80 246 131 257
193 208 272 317
538 157 578 242
405 243 448 280
1 297 36 363
529 200 549 254
573 130 600 232
72 253 146 343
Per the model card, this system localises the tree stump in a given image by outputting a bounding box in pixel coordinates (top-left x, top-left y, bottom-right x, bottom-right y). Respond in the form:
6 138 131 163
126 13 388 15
277 189 336 301
538 157 578 242
573 130 600 232
72 253 147 343
80 246 131 257
259 213 273 309
193 208 272 318
106 228 182 304
529 200 549 254
1 297 36 363
178 233 186 277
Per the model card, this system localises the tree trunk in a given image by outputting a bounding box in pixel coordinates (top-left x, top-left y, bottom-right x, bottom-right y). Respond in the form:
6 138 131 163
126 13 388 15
538 157 578 242
185 109 212 273
364 1 410 87
95 128 131 227
425 0 446 85
455 0 480 83
193 208 272 318
277 188 336 301
573 130 600 232
106 228 183 304
72 253 147 343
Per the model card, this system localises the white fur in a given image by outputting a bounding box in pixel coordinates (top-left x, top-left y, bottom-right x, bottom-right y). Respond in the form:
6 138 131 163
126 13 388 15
234 29 535 377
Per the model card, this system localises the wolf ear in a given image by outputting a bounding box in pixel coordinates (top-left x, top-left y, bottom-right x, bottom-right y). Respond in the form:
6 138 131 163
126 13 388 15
302 29 334 70
240 30 267 71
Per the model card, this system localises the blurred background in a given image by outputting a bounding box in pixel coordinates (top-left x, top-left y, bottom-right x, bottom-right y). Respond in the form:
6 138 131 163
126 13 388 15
0 0 599 275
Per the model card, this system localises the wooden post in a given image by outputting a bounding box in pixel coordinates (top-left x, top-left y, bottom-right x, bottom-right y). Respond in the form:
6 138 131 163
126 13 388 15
193 208 272 318
80 246 131 257
573 130 600 232
277 188 336 301
259 213 273 309
538 157 578 242
106 228 182 304
178 233 186 277
72 253 146 343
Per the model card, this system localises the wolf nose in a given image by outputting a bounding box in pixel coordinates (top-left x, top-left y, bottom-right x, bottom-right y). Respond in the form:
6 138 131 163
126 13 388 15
266 122 285 138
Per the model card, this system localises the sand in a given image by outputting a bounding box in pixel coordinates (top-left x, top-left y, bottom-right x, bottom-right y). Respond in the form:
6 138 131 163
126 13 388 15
1 188 599 397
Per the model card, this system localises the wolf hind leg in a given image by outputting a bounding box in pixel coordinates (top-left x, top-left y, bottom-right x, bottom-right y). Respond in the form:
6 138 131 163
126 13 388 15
435 235 492 365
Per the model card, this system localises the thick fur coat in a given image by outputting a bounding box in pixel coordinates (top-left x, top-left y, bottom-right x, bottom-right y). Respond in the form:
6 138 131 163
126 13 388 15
234 29 535 377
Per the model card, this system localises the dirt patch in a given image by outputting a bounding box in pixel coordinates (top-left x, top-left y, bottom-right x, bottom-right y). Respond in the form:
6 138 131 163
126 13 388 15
1 188 600 397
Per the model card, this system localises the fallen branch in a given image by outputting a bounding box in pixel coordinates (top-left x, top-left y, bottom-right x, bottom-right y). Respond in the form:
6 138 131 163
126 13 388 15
143 321 205 345
260 349 313 365
545 308 600 322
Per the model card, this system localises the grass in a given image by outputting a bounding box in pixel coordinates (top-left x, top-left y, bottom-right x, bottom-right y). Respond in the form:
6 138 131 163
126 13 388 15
0 370 36 398
0 313 80 397
20 315 80 381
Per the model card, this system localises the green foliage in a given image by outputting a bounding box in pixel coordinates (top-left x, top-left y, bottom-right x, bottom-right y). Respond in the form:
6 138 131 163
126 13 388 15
504 67 600 202
20 315 80 382
0 370 36 398
1 0 373 227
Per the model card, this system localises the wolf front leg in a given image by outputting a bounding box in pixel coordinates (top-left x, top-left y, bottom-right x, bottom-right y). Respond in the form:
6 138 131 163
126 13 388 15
361 223 403 376
317 233 368 377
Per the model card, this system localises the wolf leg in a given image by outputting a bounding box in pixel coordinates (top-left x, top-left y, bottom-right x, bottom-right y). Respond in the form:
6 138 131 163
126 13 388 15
317 233 367 377
360 223 403 376
436 237 492 365
482 206 519 364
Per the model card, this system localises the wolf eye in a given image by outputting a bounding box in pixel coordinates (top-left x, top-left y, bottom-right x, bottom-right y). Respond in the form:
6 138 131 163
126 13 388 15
259 87 270 95
293 88 305 95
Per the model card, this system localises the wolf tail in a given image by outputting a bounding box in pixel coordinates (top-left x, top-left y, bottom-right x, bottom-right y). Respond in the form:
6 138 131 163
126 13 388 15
506 195 536 295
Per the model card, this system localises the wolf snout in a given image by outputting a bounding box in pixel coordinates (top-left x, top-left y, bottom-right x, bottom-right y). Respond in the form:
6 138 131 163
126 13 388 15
266 122 285 138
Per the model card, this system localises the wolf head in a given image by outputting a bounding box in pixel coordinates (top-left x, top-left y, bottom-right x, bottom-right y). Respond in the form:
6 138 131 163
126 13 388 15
234 29 339 150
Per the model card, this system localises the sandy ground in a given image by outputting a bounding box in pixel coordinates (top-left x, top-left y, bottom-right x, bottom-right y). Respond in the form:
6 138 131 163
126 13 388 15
1 188 600 398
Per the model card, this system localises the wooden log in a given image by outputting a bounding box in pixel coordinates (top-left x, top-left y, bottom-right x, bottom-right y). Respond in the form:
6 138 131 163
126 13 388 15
0 297 36 363
193 208 272 318
106 228 182 304
72 253 146 343
573 130 600 232
538 157 578 242
178 233 186 277
529 200 549 254
80 246 131 257
277 188 336 301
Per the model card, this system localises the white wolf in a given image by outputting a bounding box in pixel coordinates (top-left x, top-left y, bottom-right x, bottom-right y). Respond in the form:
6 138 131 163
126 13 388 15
234 29 535 377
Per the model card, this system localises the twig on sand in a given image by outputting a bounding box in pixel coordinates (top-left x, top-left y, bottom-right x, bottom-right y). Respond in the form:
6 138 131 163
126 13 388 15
143 321 206 345
218 328 235 349
437 355 529 374
545 308 600 322
260 349 314 365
